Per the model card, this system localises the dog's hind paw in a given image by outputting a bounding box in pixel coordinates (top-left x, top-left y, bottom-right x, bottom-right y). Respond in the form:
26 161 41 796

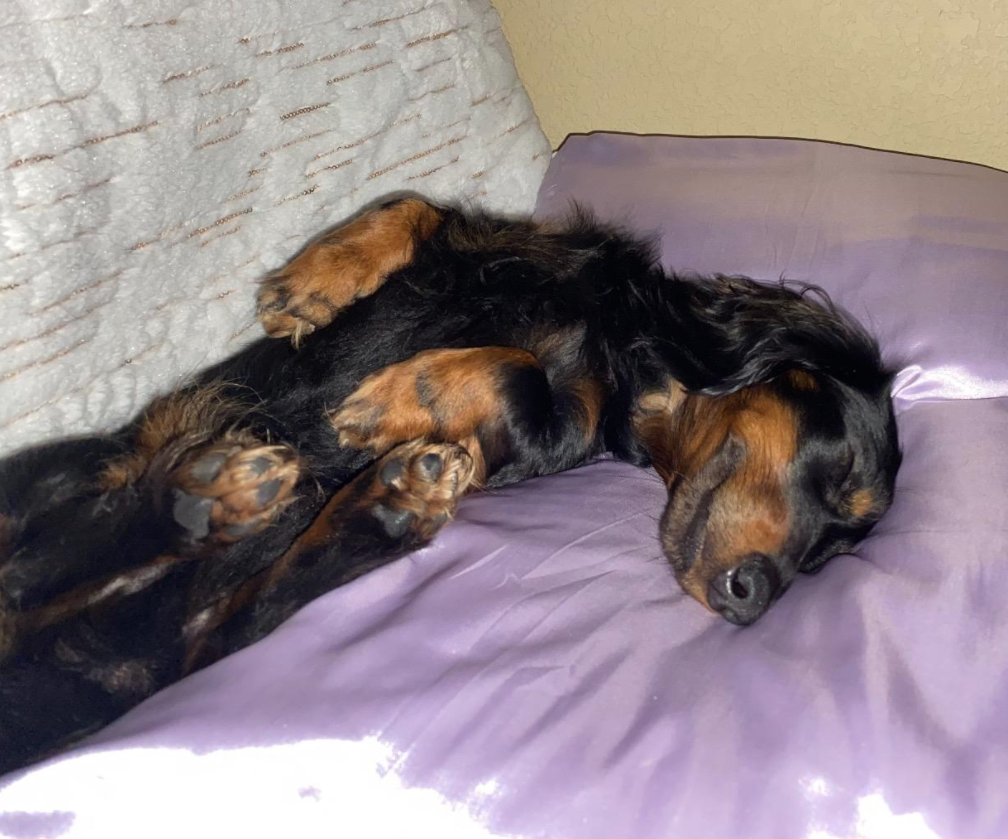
167 437 301 545
363 441 475 542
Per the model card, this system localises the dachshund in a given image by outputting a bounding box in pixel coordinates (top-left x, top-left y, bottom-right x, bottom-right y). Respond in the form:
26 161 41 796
0 196 901 773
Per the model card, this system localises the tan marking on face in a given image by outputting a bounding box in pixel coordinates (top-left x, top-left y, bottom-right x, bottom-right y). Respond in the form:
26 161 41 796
636 379 687 416
688 390 796 577
570 377 605 441
639 385 798 610
633 411 679 487
679 574 718 613
631 379 690 486
847 488 879 519
788 369 819 391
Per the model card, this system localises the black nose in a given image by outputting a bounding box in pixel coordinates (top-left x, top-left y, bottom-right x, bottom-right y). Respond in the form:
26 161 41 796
707 555 781 626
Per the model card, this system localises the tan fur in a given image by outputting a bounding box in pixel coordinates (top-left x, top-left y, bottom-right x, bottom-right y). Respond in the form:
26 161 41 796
847 488 880 519
169 434 302 543
787 369 819 391
99 384 242 490
258 198 443 343
633 384 798 610
570 377 606 441
633 379 689 484
636 379 688 416
181 441 473 672
330 347 540 454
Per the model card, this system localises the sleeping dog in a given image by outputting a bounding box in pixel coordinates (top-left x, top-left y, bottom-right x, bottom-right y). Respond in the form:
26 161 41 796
0 197 901 772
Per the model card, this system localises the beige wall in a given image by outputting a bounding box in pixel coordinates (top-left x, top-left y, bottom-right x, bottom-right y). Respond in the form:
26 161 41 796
495 0 1008 172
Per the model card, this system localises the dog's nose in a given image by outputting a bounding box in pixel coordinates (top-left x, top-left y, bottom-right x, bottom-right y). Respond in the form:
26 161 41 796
707 554 780 626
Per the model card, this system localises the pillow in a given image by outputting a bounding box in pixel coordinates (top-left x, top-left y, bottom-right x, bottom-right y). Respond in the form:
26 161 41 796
3 136 1006 839
0 0 549 456
536 134 1008 408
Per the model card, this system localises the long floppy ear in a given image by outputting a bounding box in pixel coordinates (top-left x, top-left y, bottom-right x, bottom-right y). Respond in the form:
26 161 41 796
656 276 891 395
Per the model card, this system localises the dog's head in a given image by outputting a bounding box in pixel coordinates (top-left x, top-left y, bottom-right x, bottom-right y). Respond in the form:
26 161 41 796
630 276 901 625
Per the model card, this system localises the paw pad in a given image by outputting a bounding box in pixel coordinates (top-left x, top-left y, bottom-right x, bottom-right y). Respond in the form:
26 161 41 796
366 442 474 541
169 440 301 544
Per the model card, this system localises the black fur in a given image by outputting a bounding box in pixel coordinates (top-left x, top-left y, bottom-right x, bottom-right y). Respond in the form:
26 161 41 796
0 200 901 774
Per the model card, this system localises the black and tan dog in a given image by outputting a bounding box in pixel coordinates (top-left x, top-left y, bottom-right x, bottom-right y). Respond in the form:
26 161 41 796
0 197 901 773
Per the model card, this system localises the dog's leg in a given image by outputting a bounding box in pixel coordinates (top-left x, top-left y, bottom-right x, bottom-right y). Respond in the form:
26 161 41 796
2 434 300 616
257 197 443 343
0 386 302 660
197 338 604 664
0 437 154 653
0 651 139 775
0 424 304 771
0 579 192 775
329 344 606 485
183 440 473 669
0 385 236 608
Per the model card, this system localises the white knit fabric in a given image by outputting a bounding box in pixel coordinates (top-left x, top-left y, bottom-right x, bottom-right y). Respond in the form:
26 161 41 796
0 0 550 455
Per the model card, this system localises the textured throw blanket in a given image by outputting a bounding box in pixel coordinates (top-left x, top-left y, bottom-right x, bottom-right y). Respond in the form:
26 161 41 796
0 0 550 456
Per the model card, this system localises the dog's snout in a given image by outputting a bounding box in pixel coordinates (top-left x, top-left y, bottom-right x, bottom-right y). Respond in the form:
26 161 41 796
707 554 780 626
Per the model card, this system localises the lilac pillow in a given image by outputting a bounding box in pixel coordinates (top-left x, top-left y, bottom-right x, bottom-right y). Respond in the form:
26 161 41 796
537 134 1008 407
2 136 1007 839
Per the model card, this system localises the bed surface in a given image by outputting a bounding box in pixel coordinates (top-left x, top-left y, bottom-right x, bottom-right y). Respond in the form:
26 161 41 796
2 135 1006 839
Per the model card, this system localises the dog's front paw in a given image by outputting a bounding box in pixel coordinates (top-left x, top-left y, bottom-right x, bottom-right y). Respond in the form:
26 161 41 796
256 269 346 344
256 228 384 344
257 198 442 344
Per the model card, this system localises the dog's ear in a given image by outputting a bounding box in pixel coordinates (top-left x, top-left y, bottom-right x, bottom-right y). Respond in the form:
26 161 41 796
603 377 686 471
655 276 892 396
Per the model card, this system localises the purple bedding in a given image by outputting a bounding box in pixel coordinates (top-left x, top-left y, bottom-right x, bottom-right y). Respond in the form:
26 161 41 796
2 135 1007 839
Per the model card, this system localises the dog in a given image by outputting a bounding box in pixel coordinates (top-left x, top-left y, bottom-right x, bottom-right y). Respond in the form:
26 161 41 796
0 196 901 773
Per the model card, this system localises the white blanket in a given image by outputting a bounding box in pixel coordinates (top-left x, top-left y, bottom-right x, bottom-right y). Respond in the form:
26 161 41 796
0 0 550 456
